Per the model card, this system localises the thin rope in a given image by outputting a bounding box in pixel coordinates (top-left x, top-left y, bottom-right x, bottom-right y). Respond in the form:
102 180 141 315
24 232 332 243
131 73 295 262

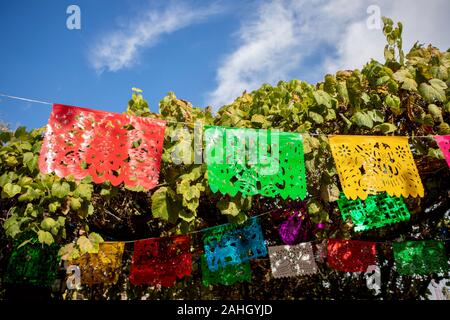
0 92 440 138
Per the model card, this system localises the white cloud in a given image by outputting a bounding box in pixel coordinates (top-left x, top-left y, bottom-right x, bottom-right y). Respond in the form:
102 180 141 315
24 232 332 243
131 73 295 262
325 0 450 73
207 0 450 110
90 2 221 72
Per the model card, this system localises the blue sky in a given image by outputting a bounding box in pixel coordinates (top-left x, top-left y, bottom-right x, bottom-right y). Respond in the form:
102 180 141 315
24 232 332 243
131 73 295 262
1 0 449 129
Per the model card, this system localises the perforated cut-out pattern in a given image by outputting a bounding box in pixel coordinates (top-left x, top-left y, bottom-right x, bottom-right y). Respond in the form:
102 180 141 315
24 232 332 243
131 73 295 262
393 241 449 275
276 205 310 245
337 193 410 232
70 242 125 286
268 243 318 278
327 239 377 272
204 126 307 199
129 236 192 287
201 255 251 286
329 136 424 200
4 237 59 287
435 135 450 167
203 217 267 271
39 104 166 190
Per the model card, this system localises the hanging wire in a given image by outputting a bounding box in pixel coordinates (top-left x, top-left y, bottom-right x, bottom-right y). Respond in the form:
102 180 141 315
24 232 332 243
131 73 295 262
0 92 440 138
0 93 52 105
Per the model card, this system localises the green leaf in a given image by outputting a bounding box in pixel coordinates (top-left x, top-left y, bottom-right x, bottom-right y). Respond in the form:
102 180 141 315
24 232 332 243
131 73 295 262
56 216 66 227
217 200 240 216
352 112 374 128
58 243 79 261
444 101 450 114
151 187 170 221
1 183 21 199
69 197 82 211
100 188 111 196
438 122 450 135
88 232 104 245
313 90 332 109
393 69 418 91
14 126 27 139
38 230 54 245
40 217 57 231
309 112 324 124
250 114 270 128
307 199 322 215
419 79 447 103
4 215 21 238
367 110 385 123
48 201 61 213
376 75 391 86
74 183 92 200
179 210 196 223
427 148 444 160
5 156 19 167
324 108 336 121
430 65 448 80
339 114 352 130
428 104 443 123
373 123 398 133
18 187 43 202
385 94 402 115
87 232 104 252
77 236 96 254
51 182 70 199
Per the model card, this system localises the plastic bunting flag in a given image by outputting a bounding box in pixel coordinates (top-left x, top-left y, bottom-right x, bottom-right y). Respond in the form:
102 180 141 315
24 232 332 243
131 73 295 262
337 193 411 232
435 135 450 167
39 104 166 190
393 241 449 275
129 236 192 287
204 126 307 199
329 136 424 200
70 242 125 285
4 236 59 287
203 217 267 271
268 243 318 278
327 239 377 272
200 255 252 286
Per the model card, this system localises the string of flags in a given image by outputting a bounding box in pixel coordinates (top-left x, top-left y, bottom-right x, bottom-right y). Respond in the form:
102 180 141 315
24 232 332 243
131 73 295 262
4 218 449 288
3 102 450 289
